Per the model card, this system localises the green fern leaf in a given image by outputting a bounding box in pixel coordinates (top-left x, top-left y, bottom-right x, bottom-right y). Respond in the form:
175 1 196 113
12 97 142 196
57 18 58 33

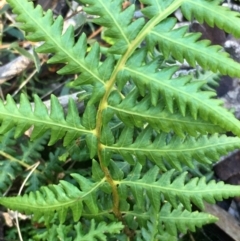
108 160 125 181
0 131 22 194
71 174 100 215
159 202 217 236
120 51 240 136
74 220 123 241
154 233 178 241
181 0 240 38
0 94 95 147
107 89 224 137
193 70 221 91
105 127 240 170
147 17 240 77
0 129 17 154
82 105 97 130
100 125 115 146
141 224 178 241
0 174 104 223
86 134 98 159
0 161 21 194
54 224 72 241
34 221 123 241
25 149 64 193
21 133 48 164
135 203 216 240
80 0 145 54
140 217 159 241
141 0 175 18
7 0 107 88
120 165 240 211
25 172 46 193
92 159 105 182
4 0 240 239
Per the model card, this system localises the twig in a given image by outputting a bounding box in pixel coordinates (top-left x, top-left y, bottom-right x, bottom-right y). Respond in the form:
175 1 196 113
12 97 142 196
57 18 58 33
189 232 196 241
15 161 40 241
12 59 45 97
88 26 103 40
0 55 32 84
0 151 32 169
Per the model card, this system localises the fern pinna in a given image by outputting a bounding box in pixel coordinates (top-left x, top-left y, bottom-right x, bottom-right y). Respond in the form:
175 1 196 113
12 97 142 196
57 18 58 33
2 0 240 240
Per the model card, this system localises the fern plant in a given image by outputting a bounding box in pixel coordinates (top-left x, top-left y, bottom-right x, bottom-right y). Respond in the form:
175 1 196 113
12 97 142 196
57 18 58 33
2 0 240 240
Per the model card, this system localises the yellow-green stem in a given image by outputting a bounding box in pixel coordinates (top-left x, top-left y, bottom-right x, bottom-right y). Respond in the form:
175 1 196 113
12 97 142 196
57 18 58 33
0 150 34 169
95 0 183 221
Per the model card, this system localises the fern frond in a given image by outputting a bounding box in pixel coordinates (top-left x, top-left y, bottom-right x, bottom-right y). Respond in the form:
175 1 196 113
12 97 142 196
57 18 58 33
104 127 240 170
134 203 216 240
107 89 224 137
4 0 240 239
0 130 22 194
147 17 240 77
181 0 240 38
24 148 64 193
25 172 46 193
74 220 123 241
119 165 240 211
0 161 21 194
140 0 175 18
0 94 95 147
0 174 105 223
20 133 48 164
0 129 17 154
7 0 108 88
34 220 123 241
154 233 178 241
44 149 64 180
124 203 216 240
193 70 221 91
80 0 145 54
159 203 217 236
120 51 240 136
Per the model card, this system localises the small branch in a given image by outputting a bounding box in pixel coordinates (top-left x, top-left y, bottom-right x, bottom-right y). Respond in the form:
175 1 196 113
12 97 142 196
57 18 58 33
0 55 32 84
0 150 31 169
12 63 40 97
15 161 40 241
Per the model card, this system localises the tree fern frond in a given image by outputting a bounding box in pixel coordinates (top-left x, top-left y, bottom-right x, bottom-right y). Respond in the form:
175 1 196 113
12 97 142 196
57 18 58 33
0 174 105 223
120 165 240 211
0 94 95 147
7 0 106 87
181 0 240 38
147 17 240 77
107 89 224 137
80 0 145 54
105 127 240 170
120 53 240 136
